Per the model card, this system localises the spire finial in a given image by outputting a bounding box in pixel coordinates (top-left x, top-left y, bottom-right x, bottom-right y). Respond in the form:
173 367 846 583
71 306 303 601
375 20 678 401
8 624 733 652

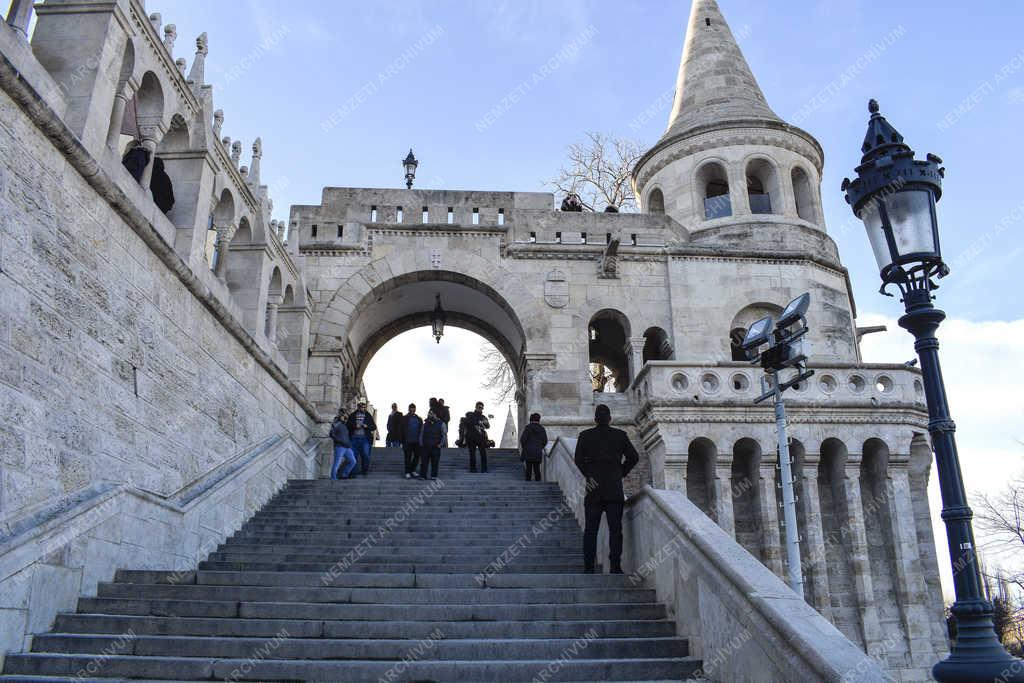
868 98 880 115
187 33 208 86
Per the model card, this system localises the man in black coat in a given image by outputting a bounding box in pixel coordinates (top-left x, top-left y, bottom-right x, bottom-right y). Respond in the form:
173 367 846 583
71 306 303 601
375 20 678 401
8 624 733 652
463 401 490 473
574 404 639 574
519 413 548 482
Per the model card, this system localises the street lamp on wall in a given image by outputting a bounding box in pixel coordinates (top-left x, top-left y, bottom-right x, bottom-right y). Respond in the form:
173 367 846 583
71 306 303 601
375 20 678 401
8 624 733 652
431 293 445 344
843 99 1023 683
403 149 418 189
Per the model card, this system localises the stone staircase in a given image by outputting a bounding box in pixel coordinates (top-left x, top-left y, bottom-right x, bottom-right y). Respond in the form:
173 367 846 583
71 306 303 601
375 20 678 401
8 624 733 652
2 447 701 681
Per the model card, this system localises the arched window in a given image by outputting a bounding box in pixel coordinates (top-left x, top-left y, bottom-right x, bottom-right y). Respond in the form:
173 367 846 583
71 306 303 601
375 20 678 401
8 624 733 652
729 303 783 361
588 309 631 393
647 188 665 215
265 267 283 339
745 158 781 215
792 166 817 223
642 326 674 363
696 161 731 219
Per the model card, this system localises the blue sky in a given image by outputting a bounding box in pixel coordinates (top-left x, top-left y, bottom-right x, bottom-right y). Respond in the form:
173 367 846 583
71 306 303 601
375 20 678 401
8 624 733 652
161 1 1024 593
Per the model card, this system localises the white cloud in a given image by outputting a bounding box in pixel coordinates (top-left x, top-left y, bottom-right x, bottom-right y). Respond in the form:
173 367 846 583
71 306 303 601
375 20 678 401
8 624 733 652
859 313 1024 598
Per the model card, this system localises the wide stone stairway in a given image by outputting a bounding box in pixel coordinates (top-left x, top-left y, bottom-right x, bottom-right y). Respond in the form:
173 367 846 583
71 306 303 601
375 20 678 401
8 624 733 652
2 447 701 681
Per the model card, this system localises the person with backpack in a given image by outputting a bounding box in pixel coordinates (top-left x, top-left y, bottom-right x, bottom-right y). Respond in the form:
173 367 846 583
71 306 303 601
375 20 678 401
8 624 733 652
463 401 491 473
519 413 548 482
401 403 423 479
418 409 447 480
574 404 639 574
329 411 357 480
346 402 377 476
385 403 403 448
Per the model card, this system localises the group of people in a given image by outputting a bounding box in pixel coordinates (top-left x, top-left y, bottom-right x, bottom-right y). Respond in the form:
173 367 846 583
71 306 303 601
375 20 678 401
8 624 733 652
330 398 638 574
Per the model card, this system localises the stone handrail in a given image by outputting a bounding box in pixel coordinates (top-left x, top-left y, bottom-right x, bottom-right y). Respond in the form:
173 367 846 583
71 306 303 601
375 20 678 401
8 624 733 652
0 434 318 661
543 436 893 683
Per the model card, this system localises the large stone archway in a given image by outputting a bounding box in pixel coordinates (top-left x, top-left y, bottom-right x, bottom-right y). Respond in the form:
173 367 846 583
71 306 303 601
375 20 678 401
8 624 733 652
306 250 554 420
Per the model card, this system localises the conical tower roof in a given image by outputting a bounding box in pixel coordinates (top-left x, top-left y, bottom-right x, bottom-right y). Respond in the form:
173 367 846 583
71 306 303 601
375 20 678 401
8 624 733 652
499 406 517 449
661 0 781 142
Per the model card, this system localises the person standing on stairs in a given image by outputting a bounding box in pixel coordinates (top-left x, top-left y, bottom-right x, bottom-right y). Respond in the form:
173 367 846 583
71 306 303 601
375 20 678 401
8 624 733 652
574 404 639 574
346 402 377 477
329 411 357 480
520 413 548 482
418 409 447 480
436 398 451 446
385 403 403 448
463 401 491 473
401 403 423 479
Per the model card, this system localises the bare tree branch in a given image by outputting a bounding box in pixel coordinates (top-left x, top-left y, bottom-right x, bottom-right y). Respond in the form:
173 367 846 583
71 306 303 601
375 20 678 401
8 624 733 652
478 343 516 404
548 132 644 212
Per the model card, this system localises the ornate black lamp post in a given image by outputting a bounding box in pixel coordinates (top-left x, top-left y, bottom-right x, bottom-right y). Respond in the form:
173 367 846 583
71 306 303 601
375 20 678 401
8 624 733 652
431 293 445 344
843 100 1024 682
403 149 418 189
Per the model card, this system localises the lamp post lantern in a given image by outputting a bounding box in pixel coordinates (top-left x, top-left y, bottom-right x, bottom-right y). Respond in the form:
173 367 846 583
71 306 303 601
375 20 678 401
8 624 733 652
403 149 418 189
431 293 445 344
843 100 1024 683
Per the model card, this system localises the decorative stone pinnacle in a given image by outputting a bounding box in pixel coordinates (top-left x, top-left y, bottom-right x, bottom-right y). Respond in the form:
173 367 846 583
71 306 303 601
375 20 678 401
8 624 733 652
212 110 224 136
163 24 177 54
149 12 161 32
175 58 186 75
868 98 880 114
196 32 208 56
252 137 262 159
231 141 242 165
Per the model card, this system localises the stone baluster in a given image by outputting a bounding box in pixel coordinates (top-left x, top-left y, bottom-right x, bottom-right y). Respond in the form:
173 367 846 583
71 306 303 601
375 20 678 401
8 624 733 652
5 0 33 36
626 336 645 382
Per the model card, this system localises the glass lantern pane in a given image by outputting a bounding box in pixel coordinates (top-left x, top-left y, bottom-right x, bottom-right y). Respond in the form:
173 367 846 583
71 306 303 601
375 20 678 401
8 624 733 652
859 200 893 272
883 190 936 259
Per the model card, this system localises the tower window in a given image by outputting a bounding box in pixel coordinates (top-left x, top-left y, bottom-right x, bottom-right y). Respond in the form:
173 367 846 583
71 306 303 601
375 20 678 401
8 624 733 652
396 206 404 222
606 232 612 244
698 161 732 219
447 207 454 224
529 231 536 243
472 208 480 225
705 17 711 27
337 224 343 238
370 205 377 222
422 206 429 223
581 232 587 244
498 208 505 225
311 224 318 238
555 231 562 243
630 233 637 245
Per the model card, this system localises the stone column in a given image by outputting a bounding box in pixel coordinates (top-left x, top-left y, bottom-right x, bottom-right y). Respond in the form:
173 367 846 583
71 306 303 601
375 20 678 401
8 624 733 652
884 466 935 666
265 296 281 343
758 462 785 577
213 224 232 279
626 336 645 382
712 458 735 537
106 83 133 150
138 131 160 189
841 463 884 656
799 456 832 618
6 0 33 35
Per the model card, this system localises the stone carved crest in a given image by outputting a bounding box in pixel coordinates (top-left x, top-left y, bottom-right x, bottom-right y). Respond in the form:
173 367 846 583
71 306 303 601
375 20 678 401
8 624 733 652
544 270 569 308
430 249 442 269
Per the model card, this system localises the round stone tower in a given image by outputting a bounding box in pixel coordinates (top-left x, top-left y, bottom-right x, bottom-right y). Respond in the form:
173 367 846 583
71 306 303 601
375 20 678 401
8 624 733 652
633 0 828 255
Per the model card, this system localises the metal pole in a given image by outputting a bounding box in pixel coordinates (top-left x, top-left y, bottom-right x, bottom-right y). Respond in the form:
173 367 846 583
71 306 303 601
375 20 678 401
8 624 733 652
899 288 1024 682
773 375 804 598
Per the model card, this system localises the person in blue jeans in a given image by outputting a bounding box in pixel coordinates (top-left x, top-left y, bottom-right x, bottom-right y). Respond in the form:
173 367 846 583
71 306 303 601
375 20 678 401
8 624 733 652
346 402 378 476
329 412 357 480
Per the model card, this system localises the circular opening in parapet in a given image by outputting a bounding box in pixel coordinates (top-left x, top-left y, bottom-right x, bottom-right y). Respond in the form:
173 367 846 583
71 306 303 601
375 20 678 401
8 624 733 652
875 375 894 393
700 372 720 394
730 373 750 392
819 374 837 394
670 372 689 393
848 374 866 393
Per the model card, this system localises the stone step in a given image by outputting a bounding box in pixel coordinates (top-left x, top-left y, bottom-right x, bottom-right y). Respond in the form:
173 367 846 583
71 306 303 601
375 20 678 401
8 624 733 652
114 570 632 589
2 654 701 681
227 530 579 543
95 583 655 605
203 550 583 565
53 614 676 639
30 634 690 660
74 598 665 621
196 560 586 573
216 540 581 554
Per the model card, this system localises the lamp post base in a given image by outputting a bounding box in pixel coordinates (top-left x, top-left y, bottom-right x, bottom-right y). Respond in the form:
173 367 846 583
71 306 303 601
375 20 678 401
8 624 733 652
933 608 1024 682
